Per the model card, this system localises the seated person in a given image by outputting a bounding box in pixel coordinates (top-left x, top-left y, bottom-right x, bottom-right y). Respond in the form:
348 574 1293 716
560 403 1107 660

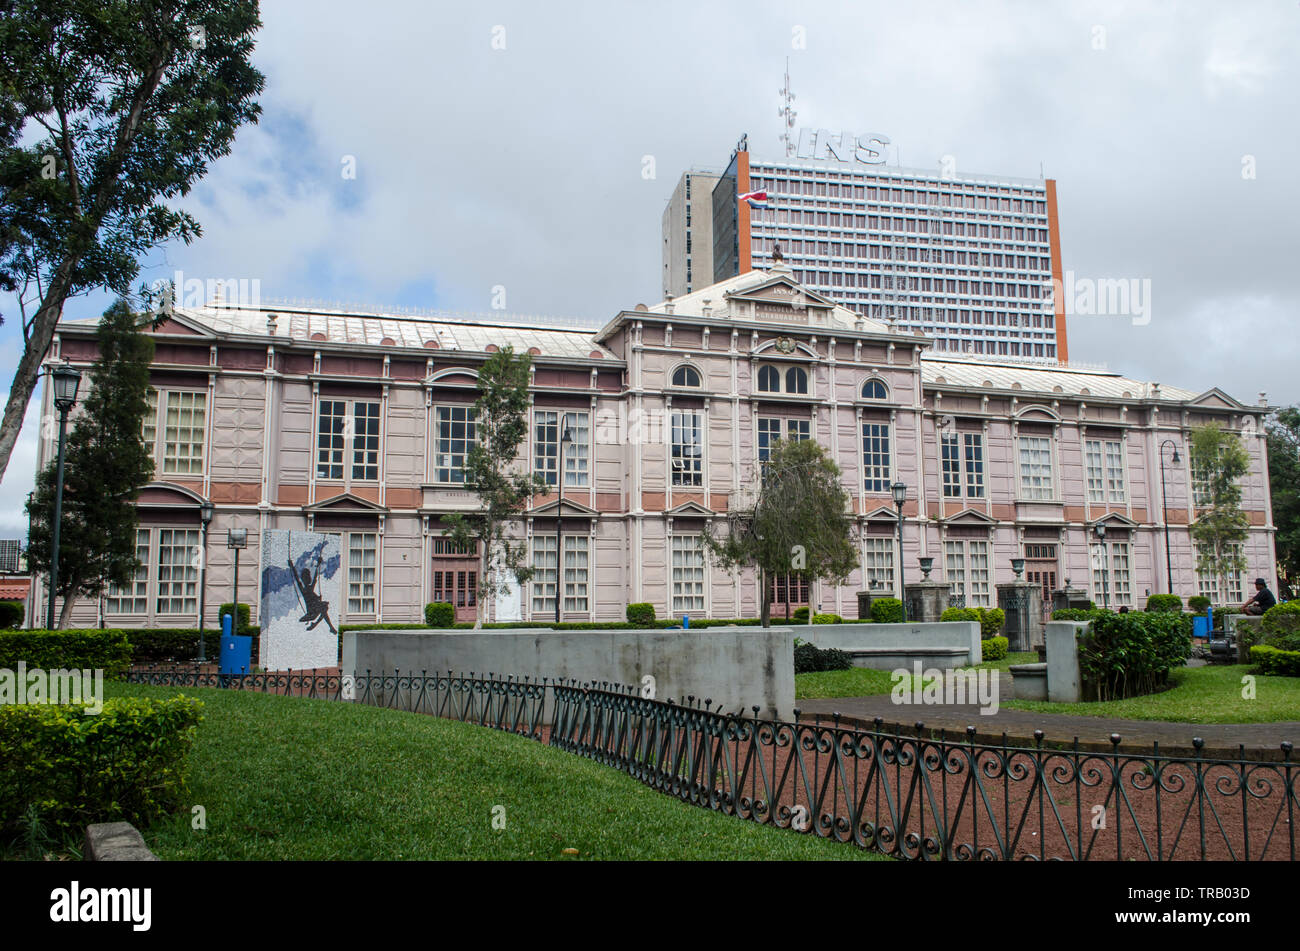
1242 578 1277 616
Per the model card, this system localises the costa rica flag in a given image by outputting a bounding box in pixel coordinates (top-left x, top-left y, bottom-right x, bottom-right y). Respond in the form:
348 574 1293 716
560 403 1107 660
738 189 768 208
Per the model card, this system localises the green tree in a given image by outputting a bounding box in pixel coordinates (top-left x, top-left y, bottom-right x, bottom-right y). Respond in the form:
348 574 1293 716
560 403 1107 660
0 0 265 482
1266 407 1300 593
25 299 155 627
443 346 547 629
705 438 857 627
1188 423 1251 606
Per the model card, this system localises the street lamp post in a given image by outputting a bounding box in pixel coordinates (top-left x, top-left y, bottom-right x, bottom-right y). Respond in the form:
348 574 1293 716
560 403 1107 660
555 424 573 625
227 528 248 632
198 500 215 662
46 364 82 630
1095 522 1110 610
891 481 907 620
1158 439 1181 595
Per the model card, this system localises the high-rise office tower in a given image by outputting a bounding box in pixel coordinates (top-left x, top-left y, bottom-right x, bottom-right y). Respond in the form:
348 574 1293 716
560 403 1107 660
661 168 721 300
666 130 1068 361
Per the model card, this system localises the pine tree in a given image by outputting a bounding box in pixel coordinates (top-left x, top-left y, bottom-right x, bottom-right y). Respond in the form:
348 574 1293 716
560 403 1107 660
26 299 155 627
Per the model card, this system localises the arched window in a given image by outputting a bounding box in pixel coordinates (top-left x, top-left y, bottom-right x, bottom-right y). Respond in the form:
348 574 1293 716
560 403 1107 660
757 365 780 392
785 366 808 394
671 364 701 388
861 378 888 400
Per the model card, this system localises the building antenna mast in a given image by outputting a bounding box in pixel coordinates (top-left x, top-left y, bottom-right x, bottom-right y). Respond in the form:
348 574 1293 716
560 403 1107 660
778 57 797 157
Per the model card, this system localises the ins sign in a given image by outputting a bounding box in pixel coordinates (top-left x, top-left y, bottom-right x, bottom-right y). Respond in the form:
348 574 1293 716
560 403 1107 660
796 129 891 165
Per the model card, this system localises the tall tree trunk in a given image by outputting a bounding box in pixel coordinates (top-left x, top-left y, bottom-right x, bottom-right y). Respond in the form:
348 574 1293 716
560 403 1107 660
475 545 487 630
56 576 80 629
760 567 771 628
0 258 79 483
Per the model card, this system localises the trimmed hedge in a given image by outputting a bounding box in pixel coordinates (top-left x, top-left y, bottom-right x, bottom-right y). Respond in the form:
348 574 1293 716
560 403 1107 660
1188 596 1211 613
0 630 131 680
869 598 904 624
812 613 844 624
626 603 656 626
793 640 853 674
218 602 251 633
1052 607 1111 622
941 607 980 623
0 695 202 840
791 606 810 623
1145 594 1183 613
1077 611 1193 701
981 636 1009 662
424 602 455 628
125 628 222 664
1261 602 1300 640
0 600 23 629
1249 644 1300 677
942 606 1005 638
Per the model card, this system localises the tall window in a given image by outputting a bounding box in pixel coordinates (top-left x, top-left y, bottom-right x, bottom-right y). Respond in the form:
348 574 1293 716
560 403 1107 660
671 410 703 487
563 535 589 613
534 410 589 487
435 405 478 483
143 389 207 476
1191 443 1234 506
106 529 150 614
1196 542 1244 603
156 529 199 615
862 422 891 493
757 365 780 392
945 539 991 607
1085 439 1125 503
940 432 985 499
757 417 808 464
347 533 377 614
785 366 808 394
863 537 895 594
1018 435 1054 500
671 535 706 613
1092 541 1133 607
317 399 380 481
532 536 556 615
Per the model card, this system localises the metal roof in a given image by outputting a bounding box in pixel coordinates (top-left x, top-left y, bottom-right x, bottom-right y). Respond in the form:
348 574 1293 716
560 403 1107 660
921 356 1199 401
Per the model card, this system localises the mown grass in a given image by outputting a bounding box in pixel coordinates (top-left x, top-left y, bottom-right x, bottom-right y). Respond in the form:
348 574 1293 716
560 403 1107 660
105 682 888 861
795 667 899 700
1002 664 1300 723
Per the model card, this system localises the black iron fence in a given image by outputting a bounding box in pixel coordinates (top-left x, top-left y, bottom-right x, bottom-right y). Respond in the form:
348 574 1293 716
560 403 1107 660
125 667 1299 861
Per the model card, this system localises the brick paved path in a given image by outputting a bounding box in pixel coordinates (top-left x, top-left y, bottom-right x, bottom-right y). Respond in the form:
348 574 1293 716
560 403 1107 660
797 672 1300 760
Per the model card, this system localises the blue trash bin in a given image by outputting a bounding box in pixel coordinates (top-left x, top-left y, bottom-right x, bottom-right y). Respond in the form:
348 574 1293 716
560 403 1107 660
219 612 251 676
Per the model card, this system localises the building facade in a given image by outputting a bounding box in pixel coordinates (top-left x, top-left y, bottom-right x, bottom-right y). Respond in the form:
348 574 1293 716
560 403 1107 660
32 263 1274 629
661 169 721 300
669 130 1068 360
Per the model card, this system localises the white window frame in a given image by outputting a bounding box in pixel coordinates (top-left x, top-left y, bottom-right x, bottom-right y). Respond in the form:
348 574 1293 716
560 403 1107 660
347 532 378 615
531 535 557 615
317 398 381 482
434 404 478 485
671 535 706 614
106 528 151 615
671 410 704 487
562 535 589 613
1085 438 1126 504
144 388 208 477
862 536 895 595
862 421 891 493
1017 434 1055 501
155 528 200 616
534 409 589 489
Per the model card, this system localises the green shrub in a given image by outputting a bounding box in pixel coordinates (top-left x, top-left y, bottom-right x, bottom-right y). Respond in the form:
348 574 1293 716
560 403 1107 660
125 628 221 664
1052 607 1111 622
941 607 980 623
1145 594 1183 613
0 695 202 840
1188 596 1211 613
626 603 656 626
218 602 251 633
869 597 904 624
0 630 131 679
1260 601 1300 639
1249 644 1300 677
791 606 810 623
0 600 23 629
812 613 843 624
1076 611 1192 701
424 602 455 628
981 636 1009 661
793 641 853 673
976 607 1005 639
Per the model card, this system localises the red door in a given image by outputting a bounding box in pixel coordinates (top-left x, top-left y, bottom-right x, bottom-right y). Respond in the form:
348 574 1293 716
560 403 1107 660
431 537 479 623
768 573 809 620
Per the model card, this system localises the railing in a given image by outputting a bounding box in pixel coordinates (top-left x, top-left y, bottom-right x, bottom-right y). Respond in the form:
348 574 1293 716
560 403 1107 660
125 667 1299 861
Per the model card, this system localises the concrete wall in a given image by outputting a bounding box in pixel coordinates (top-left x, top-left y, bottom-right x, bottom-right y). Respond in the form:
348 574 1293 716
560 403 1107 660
799 621 982 670
343 625 796 719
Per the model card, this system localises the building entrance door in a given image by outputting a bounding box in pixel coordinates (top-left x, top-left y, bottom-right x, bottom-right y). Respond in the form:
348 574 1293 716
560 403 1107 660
1025 543 1058 624
769 573 809 620
431 537 479 623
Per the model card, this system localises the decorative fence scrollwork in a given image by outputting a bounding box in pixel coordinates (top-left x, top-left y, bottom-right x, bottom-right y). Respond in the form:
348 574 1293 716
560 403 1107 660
126 666 1299 861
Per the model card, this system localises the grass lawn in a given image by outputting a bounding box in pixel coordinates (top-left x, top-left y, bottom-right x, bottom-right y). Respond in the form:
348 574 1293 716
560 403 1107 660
795 652 1037 700
1001 664 1300 723
105 682 888 861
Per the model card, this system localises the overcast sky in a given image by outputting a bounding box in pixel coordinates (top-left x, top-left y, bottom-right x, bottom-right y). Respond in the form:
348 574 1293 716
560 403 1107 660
1 0 1296 536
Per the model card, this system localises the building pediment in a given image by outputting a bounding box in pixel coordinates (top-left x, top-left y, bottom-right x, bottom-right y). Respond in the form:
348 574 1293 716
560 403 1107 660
149 313 215 337
861 505 901 521
1187 387 1247 410
529 498 598 518
665 500 715 517
942 509 998 526
136 482 206 509
304 492 388 515
1014 403 1061 422
1093 512 1139 529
